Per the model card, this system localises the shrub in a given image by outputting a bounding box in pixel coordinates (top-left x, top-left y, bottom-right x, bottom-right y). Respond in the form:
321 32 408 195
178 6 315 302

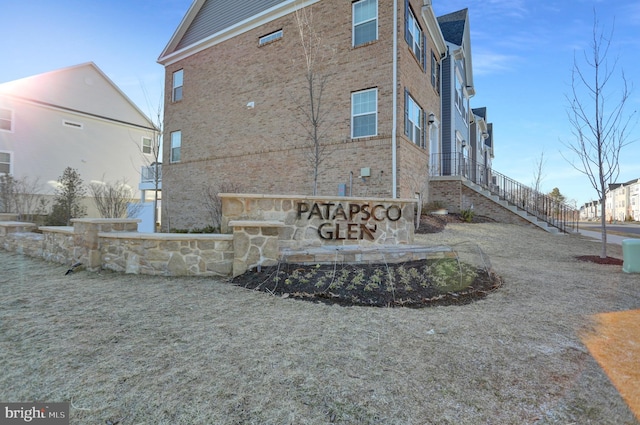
460 208 475 223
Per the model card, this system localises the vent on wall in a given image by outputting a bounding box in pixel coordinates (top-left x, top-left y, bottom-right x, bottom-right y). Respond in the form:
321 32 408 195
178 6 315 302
63 120 83 129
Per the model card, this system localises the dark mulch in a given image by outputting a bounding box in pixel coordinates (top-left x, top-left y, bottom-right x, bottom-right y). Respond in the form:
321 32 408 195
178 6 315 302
576 255 624 265
234 213 503 307
232 260 502 308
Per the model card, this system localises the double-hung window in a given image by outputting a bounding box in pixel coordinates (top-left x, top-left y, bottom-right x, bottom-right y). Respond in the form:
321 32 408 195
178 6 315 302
405 2 426 68
353 0 377 47
431 52 440 92
170 131 181 163
404 91 424 147
142 137 152 154
0 151 11 174
351 89 377 138
0 108 13 132
172 69 183 102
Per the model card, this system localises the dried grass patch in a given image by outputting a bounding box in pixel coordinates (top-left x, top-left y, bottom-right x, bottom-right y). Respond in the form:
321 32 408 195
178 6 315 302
1 223 638 424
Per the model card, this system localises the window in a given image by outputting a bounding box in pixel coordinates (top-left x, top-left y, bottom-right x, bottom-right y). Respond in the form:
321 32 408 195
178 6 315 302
0 108 13 132
353 0 377 46
431 52 440 92
259 29 283 45
172 69 183 102
404 91 424 147
351 89 377 138
170 131 181 163
0 151 11 174
405 3 425 67
142 137 152 154
63 120 83 129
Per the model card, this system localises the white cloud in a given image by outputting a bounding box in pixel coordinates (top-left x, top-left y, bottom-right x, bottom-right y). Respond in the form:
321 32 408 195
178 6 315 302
472 50 518 75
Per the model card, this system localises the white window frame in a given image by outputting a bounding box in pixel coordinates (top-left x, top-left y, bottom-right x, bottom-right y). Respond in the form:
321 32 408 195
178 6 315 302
0 108 14 133
172 69 183 102
406 7 423 62
405 94 423 146
259 29 283 46
0 151 12 175
170 131 181 163
352 0 378 47
142 137 152 154
351 88 378 139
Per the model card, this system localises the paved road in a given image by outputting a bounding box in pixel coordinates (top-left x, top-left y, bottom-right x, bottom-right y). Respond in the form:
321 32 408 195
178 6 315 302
580 223 640 236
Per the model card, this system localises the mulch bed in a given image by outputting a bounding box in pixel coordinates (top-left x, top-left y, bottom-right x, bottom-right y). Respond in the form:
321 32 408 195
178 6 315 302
233 214 503 308
576 255 624 265
232 260 502 308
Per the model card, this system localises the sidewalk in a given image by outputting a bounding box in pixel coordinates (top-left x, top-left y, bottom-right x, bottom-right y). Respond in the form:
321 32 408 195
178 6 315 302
579 229 640 245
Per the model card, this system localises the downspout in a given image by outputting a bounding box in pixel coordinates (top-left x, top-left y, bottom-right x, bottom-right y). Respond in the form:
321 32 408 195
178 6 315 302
392 0 398 198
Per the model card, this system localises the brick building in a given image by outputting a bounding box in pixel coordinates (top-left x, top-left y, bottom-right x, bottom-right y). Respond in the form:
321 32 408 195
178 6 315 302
158 0 448 230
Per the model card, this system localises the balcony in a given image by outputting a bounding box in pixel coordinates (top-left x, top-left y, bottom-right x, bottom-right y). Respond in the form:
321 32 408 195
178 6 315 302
139 163 162 191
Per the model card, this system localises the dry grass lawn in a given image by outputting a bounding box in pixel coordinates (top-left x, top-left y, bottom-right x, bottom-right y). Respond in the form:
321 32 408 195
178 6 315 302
1 223 639 424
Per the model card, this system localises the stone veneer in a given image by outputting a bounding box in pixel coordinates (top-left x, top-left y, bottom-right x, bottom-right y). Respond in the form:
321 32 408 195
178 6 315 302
99 232 233 276
220 194 417 251
1 195 422 277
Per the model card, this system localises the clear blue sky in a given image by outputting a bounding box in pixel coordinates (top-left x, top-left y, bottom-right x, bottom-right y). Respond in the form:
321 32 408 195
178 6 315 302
2 0 638 206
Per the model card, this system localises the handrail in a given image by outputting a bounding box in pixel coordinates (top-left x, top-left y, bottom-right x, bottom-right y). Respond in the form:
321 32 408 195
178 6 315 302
430 153 579 233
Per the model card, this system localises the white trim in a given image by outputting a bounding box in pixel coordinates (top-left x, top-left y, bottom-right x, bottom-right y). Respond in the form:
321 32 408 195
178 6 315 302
352 0 378 47
351 88 378 139
259 29 283 45
0 107 14 133
392 0 398 198
170 130 182 163
142 136 153 154
0 150 13 175
158 0 320 66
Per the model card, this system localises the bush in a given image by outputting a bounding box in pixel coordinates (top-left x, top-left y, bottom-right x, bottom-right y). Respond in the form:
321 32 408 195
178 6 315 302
460 208 475 223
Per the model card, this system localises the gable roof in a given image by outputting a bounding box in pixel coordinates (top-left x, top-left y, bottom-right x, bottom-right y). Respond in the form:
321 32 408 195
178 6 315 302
472 107 487 120
437 8 468 46
0 62 155 130
159 0 318 66
176 0 286 51
437 8 474 96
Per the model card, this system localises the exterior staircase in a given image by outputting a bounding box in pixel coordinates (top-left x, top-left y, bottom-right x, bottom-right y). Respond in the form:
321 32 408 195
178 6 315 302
461 179 561 234
431 154 579 234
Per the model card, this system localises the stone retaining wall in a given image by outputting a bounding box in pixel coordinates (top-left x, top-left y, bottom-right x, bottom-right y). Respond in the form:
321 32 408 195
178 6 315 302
1 194 422 278
99 232 234 276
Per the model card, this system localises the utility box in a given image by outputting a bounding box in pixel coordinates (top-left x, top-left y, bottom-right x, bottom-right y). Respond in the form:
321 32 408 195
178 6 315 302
622 239 640 273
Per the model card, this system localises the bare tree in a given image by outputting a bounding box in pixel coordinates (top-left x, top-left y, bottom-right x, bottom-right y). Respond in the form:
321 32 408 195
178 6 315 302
293 3 334 195
138 88 163 232
90 178 139 218
203 182 244 231
563 12 636 258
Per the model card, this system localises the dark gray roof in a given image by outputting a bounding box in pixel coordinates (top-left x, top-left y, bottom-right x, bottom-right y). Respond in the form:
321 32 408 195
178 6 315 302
437 8 468 46
176 0 287 51
472 107 486 120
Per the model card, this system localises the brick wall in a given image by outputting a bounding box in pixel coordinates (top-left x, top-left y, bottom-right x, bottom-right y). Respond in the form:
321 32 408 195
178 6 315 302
429 178 534 226
161 0 442 231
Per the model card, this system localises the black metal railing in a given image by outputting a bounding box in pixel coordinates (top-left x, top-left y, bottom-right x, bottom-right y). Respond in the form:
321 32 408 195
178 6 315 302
430 153 579 233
